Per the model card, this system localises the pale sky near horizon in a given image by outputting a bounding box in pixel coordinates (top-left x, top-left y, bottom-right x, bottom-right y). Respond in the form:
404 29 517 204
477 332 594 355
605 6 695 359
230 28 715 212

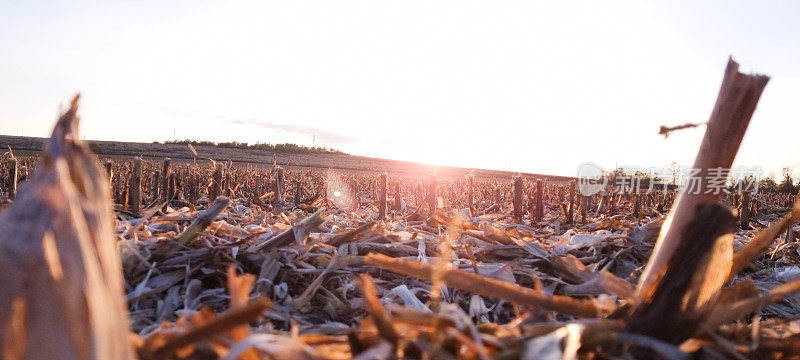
1 1 799 178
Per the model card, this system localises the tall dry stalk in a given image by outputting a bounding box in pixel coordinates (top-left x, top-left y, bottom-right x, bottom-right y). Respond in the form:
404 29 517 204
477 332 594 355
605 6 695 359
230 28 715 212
0 96 135 359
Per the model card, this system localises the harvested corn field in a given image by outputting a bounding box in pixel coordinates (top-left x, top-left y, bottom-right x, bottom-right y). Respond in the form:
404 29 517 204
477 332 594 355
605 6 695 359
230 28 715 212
2 59 800 359
5 1 800 358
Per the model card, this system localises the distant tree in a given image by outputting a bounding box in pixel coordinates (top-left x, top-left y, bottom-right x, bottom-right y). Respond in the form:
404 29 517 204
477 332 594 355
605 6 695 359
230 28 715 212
779 167 796 194
759 175 778 193
669 162 680 185
603 167 627 183
163 139 347 155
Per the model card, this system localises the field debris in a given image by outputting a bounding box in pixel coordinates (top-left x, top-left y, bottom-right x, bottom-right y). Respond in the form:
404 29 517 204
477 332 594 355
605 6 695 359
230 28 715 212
2 59 800 359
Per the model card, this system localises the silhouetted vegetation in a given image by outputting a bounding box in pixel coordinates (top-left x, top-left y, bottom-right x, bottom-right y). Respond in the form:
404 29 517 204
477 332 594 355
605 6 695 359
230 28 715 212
759 176 778 193
163 139 346 155
779 167 797 194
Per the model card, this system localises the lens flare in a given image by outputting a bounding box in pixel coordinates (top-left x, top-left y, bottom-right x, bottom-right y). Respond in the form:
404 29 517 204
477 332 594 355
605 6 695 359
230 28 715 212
326 170 357 211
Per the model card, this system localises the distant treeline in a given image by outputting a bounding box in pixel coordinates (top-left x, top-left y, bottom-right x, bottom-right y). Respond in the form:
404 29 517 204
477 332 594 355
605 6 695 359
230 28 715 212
162 139 347 155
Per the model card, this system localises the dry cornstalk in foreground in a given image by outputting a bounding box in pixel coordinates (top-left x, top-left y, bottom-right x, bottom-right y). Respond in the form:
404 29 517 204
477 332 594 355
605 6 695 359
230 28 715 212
631 58 769 343
639 58 769 297
627 203 738 343
365 253 599 318
0 96 135 359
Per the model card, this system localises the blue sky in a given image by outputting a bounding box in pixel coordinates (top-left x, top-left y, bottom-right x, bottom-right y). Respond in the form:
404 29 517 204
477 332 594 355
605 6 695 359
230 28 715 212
1 0 799 177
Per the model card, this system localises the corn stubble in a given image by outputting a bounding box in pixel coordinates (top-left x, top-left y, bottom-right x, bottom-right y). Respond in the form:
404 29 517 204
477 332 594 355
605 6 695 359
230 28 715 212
2 59 800 359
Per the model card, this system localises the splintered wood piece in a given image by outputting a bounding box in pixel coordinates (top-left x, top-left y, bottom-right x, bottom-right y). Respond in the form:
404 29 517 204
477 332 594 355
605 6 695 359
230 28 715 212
0 95 136 359
188 173 198 203
535 179 544 222
428 175 437 214
224 171 232 196
152 169 161 202
378 172 387 220
274 167 285 213
637 58 769 300
740 189 751 229
364 253 599 318
294 179 302 207
253 173 262 199
658 122 705 137
168 173 176 203
513 176 523 222
627 203 738 344
208 165 221 201
129 157 142 215
247 208 325 253
7 157 17 199
568 181 575 224
161 158 171 206
173 196 231 246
